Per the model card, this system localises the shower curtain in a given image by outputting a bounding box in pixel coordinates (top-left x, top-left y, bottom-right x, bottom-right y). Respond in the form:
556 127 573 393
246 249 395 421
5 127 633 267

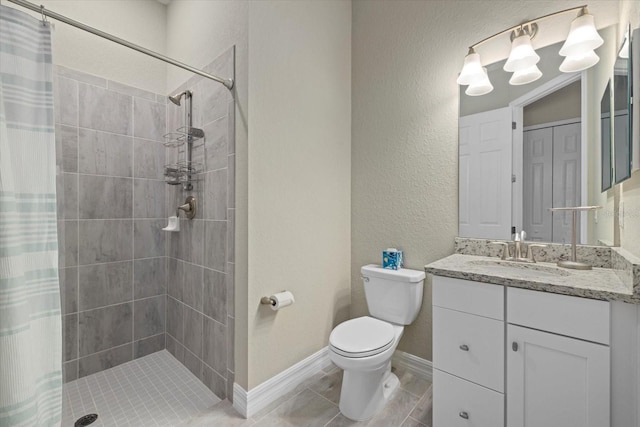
0 5 62 427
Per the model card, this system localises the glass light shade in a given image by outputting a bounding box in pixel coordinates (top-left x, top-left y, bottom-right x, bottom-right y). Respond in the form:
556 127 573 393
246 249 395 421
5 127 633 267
559 12 604 57
509 64 543 85
457 52 485 85
619 35 629 59
559 50 600 72
465 67 493 96
503 34 540 72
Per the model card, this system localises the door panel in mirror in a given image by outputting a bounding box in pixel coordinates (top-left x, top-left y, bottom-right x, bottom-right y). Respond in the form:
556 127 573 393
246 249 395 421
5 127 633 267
601 80 612 191
613 25 632 184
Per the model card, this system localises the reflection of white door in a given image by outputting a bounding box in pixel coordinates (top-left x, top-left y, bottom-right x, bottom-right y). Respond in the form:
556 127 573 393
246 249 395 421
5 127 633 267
523 128 553 242
552 123 581 243
459 107 512 240
523 122 581 243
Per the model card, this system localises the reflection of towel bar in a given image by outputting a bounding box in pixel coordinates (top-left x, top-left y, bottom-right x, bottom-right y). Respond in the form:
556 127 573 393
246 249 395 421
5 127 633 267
260 297 276 306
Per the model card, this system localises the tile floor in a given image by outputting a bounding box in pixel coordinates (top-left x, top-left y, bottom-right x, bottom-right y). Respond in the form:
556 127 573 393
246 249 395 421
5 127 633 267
62 350 220 426
62 350 433 427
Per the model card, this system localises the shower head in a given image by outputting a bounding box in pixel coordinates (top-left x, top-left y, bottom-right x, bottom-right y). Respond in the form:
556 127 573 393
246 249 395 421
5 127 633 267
168 90 191 106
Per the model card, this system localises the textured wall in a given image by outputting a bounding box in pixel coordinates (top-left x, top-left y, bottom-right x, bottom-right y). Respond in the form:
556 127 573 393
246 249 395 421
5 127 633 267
352 0 623 362
5 0 168 94
247 0 352 389
55 66 167 382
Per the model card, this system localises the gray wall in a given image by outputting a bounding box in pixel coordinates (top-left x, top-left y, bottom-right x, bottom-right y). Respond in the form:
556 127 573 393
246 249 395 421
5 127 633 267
55 66 168 382
164 47 236 400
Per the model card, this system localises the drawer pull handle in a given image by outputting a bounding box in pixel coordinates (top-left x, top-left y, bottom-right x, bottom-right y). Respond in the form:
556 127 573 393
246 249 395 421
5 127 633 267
459 344 469 351
512 342 518 352
459 411 469 419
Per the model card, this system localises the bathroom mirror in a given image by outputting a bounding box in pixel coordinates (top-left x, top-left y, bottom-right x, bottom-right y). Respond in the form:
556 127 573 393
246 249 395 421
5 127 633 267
601 79 612 192
459 26 616 244
613 24 632 184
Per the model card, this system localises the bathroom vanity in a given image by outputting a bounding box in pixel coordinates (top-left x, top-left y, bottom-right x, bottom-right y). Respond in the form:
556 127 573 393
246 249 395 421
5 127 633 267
426 240 640 427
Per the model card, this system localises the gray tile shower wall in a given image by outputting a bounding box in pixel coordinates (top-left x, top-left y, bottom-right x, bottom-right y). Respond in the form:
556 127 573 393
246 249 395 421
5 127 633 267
55 65 167 383
165 46 236 401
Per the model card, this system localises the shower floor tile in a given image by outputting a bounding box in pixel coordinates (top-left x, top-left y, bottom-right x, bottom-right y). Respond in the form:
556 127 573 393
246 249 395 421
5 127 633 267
62 350 220 427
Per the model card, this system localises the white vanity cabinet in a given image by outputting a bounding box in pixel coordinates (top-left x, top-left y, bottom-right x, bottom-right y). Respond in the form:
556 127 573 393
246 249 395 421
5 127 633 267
506 288 610 427
432 276 505 427
431 276 621 427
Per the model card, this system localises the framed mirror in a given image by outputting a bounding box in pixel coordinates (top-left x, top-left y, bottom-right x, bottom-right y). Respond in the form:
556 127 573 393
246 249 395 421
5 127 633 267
458 25 616 245
613 24 632 184
601 79 612 191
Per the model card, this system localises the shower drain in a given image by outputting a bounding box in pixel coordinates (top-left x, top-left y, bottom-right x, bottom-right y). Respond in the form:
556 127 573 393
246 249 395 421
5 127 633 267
74 414 98 426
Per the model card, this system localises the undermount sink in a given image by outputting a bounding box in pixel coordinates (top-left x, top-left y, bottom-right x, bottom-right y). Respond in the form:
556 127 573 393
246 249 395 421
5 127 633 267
467 259 571 278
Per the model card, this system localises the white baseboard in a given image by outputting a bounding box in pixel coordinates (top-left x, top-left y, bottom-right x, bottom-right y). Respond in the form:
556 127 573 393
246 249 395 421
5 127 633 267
232 347 432 419
232 347 331 418
392 350 433 382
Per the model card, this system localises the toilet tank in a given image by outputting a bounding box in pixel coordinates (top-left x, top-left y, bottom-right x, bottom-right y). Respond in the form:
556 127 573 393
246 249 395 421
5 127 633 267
361 264 425 325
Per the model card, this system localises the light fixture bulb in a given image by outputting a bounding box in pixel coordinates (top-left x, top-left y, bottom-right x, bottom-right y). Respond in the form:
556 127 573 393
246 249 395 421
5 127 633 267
465 67 493 96
504 33 540 72
457 50 485 85
619 35 629 59
509 64 543 85
559 9 604 57
559 49 600 73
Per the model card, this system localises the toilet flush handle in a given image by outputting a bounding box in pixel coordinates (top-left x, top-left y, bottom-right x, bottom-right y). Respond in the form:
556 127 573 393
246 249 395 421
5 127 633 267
361 276 369 282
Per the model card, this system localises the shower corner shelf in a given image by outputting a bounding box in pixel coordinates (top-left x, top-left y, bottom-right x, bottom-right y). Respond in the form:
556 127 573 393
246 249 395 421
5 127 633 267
162 126 205 148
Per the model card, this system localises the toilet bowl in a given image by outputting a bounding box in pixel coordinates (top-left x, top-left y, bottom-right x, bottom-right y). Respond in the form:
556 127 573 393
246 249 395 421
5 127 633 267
328 265 425 421
329 316 404 421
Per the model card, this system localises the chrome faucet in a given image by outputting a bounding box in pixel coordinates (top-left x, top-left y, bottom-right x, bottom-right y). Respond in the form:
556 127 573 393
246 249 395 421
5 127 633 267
491 230 547 263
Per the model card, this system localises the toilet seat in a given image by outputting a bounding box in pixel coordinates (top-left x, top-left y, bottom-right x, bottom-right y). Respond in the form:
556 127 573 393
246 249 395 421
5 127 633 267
329 316 395 358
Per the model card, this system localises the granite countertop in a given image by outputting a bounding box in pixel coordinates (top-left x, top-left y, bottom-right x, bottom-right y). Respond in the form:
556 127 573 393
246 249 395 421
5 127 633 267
425 253 639 304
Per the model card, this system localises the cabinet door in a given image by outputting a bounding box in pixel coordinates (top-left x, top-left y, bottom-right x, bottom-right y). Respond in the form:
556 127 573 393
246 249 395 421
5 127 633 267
507 325 610 427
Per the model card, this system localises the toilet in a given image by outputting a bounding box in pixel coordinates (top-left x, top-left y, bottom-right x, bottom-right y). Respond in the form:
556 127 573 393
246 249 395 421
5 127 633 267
328 264 425 421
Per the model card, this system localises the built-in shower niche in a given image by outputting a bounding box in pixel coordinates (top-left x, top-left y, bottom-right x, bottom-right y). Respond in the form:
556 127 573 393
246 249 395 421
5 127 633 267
54 64 168 383
164 45 236 400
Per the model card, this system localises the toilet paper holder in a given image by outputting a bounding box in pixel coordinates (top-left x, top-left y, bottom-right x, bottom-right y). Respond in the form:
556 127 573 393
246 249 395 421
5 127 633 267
260 291 294 309
260 296 277 306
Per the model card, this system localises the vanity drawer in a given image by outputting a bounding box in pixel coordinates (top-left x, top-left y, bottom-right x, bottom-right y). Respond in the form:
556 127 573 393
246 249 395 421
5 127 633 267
433 369 504 427
433 306 504 392
507 287 610 345
433 276 504 320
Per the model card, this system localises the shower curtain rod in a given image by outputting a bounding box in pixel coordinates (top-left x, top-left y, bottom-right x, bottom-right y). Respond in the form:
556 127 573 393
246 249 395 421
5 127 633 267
5 0 234 90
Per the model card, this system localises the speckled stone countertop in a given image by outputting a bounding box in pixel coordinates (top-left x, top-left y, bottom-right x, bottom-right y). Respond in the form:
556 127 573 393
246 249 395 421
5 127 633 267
425 237 640 304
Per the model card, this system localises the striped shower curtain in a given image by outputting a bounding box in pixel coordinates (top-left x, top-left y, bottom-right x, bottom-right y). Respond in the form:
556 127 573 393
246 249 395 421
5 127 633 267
0 5 62 427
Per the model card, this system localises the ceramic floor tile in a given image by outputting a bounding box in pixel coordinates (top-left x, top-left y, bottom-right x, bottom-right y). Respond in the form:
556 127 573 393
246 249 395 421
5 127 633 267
62 350 219 426
309 370 343 405
393 366 432 398
408 384 433 425
367 388 421 427
253 389 339 427
251 371 327 421
400 417 429 427
178 400 255 426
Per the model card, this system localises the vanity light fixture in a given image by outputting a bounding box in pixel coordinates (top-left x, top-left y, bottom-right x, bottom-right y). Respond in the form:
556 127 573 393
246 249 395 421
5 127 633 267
457 5 602 96
619 31 630 59
456 48 486 86
503 26 540 73
465 67 494 96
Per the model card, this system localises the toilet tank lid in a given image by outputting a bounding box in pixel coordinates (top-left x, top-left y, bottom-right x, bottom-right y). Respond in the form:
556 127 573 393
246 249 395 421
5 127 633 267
361 264 425 282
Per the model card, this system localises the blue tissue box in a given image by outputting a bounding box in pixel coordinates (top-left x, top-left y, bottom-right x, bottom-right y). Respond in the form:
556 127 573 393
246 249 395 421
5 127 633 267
382 249 403 270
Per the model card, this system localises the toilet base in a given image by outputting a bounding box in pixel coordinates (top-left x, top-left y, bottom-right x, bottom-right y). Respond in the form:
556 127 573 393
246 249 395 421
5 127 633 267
338 360 399 421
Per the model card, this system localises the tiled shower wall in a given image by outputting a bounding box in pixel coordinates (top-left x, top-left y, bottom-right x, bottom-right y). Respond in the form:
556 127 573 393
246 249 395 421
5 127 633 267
55 66 168 382
165 47 236 400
